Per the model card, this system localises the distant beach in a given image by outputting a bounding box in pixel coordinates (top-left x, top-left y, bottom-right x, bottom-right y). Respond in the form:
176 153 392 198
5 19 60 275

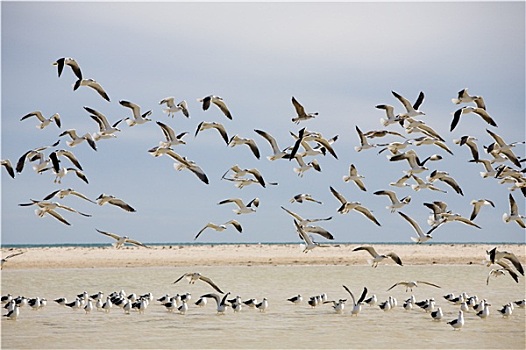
2 243 524 269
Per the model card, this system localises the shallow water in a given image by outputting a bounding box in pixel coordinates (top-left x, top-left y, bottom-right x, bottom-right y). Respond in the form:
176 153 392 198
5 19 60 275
1 265 525 349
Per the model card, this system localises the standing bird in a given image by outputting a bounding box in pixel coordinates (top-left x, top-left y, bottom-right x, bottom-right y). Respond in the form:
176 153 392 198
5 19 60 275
20 111 61 129
352 245 403 268
343 285 368 316
291 96 318 124
197 95 232 119
174 273 224 294
96 229 149 249
200 293 231 314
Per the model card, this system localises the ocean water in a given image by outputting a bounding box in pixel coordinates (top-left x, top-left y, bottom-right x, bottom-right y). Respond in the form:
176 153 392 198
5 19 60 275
1 265 525 349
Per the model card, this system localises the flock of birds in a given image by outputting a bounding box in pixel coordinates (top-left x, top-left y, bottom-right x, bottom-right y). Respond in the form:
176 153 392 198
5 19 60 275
3 260 525 332
2 57 525 331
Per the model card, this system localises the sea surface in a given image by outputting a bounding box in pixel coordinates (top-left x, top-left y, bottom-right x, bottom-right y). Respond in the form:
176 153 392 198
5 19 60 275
1 265 525 349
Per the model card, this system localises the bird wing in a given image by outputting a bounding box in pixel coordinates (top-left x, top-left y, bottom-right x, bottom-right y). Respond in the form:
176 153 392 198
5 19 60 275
126 238 148 248
5 252 24 260
474 110 497 127
187 163 209 185
329 186 347 205
254 129 281 154
173 273 190 284
509 194 518 216
386 282 402 291
20 111 45 122
352 245 377 257
70 190 96 204
450 108 463 132
46 209 71 226
412 91 425 110
108 198 136 212
293 220 313 245
342 285 356 305
373 190 397 203
200 293 220 306
398 211 424 236
213 123 229 144
281 206 302 221
386 252 403 266
218 198 244 208
199 276 224 294
439 177 463 196
417 281 441 289
119 100 141 119
212 98 232 120
355 126 367 145
391 91 413 112
354 206 381 226
502 252 525 276
357 287 368 304
56 150 83 170
156 121 176 142
96 229 121 241
291 97 306 116
86 80 110 102
225 220 243 233
303 225 333 240
194 225 210 240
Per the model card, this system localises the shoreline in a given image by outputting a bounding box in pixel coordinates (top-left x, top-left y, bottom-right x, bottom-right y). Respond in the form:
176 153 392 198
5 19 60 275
2 243 524 269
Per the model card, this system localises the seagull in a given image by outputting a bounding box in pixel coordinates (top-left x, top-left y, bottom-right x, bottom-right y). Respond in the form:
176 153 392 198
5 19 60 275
486 129 522 167
96 229 148 249
20 111 61 129
84 106 122 140
403 118 445 142
1 159 15 178
221 176 278 189
3 304 20 320
513 300 525 308
342 285 367 316
96 194 136 212
217 197 259 214
373 190 411 212
287 294 303 304
195 121 229 144
352 245 403 268
200 292 231 314
329 186 381 226
410 136 453 155
375 104 400 127
254 129 290 161
503 193 525 228
377 140 412 155
1 252 24 270
454 136 479 161
15 140 61 173
354 126 376 152
476 302 491 319
486 247 524 276
59 129 97 151
293 154 321 177
471 159 498 178
290 193 322 205
280 206 332 226
294 219 319 253
410 175 447 193
41 154 89 184
42 188 95 204
486 264 519 285
174 273 224 294
53 57 82 79
291 96 318 124
165 149 209 185
18 200 91 225
452 88 486 109
228 134 261 159
426 170 463 196
342 164 366 191
469 199 495 221
389 174 412 188
119 100 152 126
398 211 441 243
498 303 513 317
159 97 189 118
391 90 425 119
256 298 269 312
155 121 188 148
73 78 110 101
194 220 242 240
389 149 436 175
197 95 232 119
223 165 266 187
387 280 441 292
450 106 497 132
364 129 405 139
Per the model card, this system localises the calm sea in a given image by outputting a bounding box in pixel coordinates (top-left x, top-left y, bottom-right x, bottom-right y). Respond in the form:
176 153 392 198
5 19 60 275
1 264 524 349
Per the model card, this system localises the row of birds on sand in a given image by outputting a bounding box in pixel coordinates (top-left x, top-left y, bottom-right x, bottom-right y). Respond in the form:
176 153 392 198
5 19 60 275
2 56 525 249
4 268 524 332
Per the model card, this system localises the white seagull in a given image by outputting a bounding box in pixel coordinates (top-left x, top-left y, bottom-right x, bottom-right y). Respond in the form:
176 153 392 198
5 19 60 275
42 188 95 204
194 220 243 240
387 280 441 292
294 219 319 253
503 193 525 228
159 97 189 118
20 111 61 129
343 285 368 316
174 273 224 294
452 88 486 109
373 190 411 212
469 199 495 221
84 106 122 140
354 126 376 152
454 135 479 161
376 104 400 127
352 245 403 268
59 129 97 151
291 96 318 124
73 78 110 101
1 251 24 270
329 186 381 226
450 106 497 132
218 197 259 215
254 129 290 161
96 229 148 249
392 90 425 118
398 211 441 243
119 100 152 126
165 150 209 185
53 57 82 79
228 134 260 159
290 193 322 205
200 293 231 314
195 121 229 144
96 194 136 212
343 164 366 191
1 159 15 179
197 95 232 119
155 121 188 148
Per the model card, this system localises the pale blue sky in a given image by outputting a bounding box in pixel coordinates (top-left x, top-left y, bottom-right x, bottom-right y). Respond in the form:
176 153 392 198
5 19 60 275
1 1 525 245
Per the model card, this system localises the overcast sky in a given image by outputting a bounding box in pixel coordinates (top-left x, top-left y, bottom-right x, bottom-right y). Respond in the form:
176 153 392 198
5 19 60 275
1 1 524 246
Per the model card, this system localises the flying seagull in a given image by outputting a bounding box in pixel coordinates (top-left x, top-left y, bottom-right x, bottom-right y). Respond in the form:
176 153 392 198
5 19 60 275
53 57 82 80
173 272 224 294
96 229 148 249
194 220 243 240
1 159 15 178
228 135 261 159
1 251 24 270
469 199 495 221
373 190 411 212
387 280 441 292
342 164 366 191
73 78 110 101
329 186 381 226
42 188 95 204
165 149 209 185
291 96 318 124
254 129 290 161
197 95 232 119
96 194 136 212
450 106 497 132
391 90 425 119
20 111 61 129
503 194 525 228
486 247 524 276
217 197 259 215
59 129 97 151
398 211 441 243
119 100 152 126
84 106 122 140
352 245 403 268
452 88 486 109
159 97 189 118
195 121 229 145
